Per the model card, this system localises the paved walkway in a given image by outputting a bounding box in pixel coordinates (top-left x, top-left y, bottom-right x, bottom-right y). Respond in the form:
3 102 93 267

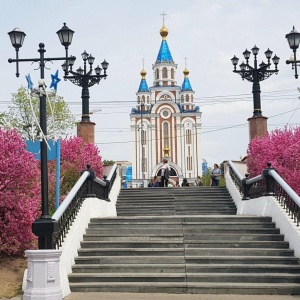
64 293 300 300
8 292 300 299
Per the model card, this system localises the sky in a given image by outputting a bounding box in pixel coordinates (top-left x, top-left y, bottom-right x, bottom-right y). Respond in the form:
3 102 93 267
1 0 300 169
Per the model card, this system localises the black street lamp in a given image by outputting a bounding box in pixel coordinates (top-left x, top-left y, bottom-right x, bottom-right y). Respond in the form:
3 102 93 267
8 23 75 249
231 46 280 117
61 50 108 122
285 26 300 79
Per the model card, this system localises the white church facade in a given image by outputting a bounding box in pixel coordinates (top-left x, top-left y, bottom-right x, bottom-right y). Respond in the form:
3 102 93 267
130 21 202 187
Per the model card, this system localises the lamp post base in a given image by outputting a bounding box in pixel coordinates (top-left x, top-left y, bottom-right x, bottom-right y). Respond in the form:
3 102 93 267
23 250 62 300
248 115 268 141
77 121 95 143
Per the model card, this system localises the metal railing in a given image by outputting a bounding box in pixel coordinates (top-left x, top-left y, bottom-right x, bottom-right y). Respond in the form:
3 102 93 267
52 164 118 249
227 160 300 225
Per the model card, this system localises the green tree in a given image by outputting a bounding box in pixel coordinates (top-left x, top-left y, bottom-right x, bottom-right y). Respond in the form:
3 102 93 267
103 159 115 165
4 86 75 140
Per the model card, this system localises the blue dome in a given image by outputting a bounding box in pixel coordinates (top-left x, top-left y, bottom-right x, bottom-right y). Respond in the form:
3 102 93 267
181 77 192 91
156 40 174 63
138 79 149 92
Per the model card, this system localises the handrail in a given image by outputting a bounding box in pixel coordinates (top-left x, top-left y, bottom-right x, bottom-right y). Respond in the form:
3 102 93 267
52 171 90 221
228 160 243 181
227 160 300 225
52 164 115 248
107 163 117 181
269 169 300 207
94 177 107 187
246 174 264 185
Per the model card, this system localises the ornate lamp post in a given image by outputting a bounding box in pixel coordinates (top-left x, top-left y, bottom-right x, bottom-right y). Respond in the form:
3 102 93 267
8 23 75 249
62 52 108 122
231 46 279 140
285 26 300 79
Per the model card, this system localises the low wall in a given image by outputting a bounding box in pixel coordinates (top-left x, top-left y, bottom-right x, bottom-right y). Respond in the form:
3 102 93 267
225 163 300 258
59 168 121 297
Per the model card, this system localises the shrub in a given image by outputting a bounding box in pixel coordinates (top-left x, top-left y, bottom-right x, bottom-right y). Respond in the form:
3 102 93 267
0 129 40 255
47 136 104 211
247 126 300 195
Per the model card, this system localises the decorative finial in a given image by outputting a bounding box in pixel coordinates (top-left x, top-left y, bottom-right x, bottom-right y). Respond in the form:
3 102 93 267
183 58 189 77
142 58 145 69
161 12 167 25
184 57 188 69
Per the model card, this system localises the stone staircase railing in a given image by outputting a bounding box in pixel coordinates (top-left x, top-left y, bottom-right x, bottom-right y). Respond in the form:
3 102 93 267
225 161 300 258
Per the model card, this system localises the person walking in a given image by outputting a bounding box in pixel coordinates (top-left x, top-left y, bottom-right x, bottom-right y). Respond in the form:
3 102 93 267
160 159 171 187
211 163 221 186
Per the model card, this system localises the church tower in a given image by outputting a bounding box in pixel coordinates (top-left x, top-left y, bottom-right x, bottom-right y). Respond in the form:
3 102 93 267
130 19 202 187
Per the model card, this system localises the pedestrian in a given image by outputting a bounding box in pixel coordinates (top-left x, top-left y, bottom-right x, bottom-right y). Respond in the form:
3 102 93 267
211 163 221 186
195 175 203 186
182 178 189 187
151 176 160 187
160 159 171 187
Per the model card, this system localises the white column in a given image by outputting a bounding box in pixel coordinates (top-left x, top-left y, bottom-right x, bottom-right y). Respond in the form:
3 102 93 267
23 250 62 300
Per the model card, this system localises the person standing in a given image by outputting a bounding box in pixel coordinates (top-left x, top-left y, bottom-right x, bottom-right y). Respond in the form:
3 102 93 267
182 178 189 187
195 175 203 186
161 159 171 187
211 164 221 186
152 176 160 187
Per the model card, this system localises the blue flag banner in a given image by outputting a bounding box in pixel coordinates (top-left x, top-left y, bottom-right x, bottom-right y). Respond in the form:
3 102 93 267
26 140 57 161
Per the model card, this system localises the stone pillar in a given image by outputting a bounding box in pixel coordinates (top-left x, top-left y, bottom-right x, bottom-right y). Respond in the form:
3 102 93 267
248 116 268 141
77 121 95 143
23 250 62 300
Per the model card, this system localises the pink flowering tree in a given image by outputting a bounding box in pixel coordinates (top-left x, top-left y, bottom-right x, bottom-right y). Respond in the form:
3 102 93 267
0 128 40 255
48 136 103 211
247 126 300 195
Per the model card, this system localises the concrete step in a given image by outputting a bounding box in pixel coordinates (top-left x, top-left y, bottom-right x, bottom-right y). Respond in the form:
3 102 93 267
77 248 185 256
74 256 185 264
183 233 285 241
69 281 300 294
80 240 289 249
69 273 186 283
90 215 272 222
184 248 294 256
80 241 183 248
72 263 186 273
185 256 299 264
83 235 182 241
68 272 300 284
72 263 300 274
186 264 300 273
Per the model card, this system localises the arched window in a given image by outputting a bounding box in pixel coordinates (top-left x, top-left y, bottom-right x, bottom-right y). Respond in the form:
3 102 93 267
171 68 174 79
181 95 184 103
186 129 192 144
142 130 146 146
137 96 140 104
162 67 168 78
186 95 189 102
156 69 159 79
163 122 170 148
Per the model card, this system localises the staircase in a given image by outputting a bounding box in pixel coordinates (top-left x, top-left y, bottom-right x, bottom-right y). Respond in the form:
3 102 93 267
69 187 300 294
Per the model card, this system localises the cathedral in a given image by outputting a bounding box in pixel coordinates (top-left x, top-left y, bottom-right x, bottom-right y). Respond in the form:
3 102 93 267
130 20 202 188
